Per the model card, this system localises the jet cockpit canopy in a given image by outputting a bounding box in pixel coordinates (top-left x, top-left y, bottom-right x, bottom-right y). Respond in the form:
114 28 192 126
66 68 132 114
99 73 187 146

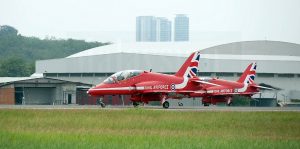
103 70 143 84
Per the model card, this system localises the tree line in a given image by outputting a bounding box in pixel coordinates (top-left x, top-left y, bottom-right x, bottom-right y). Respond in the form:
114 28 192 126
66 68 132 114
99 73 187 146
0 25 109 77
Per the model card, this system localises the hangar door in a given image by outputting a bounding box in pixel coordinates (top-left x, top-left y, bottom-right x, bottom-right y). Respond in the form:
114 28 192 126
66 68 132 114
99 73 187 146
24 88 55 105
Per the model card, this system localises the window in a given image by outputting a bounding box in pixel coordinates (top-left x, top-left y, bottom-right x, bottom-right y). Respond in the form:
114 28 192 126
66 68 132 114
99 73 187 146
95 73 106 77
70 73 81 77
198 72 211 76
257 73 274 77
45 73 58 77
82 73 94 77
58 73 69 77
216 72 234 77
278 74 294 78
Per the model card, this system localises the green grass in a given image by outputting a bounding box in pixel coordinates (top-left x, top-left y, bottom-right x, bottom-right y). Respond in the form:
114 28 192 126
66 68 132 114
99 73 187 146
0 109 299 148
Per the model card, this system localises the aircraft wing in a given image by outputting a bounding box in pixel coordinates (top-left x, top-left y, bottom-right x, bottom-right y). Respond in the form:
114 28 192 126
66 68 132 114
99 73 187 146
191 80 221 86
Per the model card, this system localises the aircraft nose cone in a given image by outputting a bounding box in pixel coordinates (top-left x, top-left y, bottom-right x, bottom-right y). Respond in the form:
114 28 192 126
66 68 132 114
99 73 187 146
87 88 95 95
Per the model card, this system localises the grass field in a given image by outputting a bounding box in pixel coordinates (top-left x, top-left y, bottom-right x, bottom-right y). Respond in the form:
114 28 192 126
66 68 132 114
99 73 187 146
0 109 299 149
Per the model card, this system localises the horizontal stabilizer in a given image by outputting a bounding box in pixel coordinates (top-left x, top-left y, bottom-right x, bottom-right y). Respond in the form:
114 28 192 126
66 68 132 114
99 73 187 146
252 85 278 90
258 83 282 90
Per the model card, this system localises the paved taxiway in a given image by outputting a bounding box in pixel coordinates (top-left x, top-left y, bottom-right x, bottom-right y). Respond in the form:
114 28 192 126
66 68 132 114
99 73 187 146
0 105 299 112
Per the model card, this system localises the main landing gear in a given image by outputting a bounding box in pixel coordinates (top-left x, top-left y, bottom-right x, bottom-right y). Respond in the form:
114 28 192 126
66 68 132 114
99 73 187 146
203 103 210 106
227 102 233 106
162 101 170 109
133 102 139 107
226 97 233 106
178 102 183 106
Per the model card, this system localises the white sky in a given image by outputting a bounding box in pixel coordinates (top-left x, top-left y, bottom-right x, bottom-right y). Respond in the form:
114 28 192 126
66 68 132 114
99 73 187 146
1 0 300 45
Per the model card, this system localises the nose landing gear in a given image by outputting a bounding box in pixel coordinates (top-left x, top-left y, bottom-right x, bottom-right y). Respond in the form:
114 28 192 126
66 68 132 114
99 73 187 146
96 98 106 108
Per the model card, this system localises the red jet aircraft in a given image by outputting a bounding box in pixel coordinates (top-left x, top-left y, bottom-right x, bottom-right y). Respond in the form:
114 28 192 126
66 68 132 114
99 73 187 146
190 62 273 106
88 51 269 108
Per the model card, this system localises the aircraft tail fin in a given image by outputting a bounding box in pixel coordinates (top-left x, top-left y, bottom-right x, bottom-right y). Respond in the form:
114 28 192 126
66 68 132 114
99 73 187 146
175 51 200 78
237 62 257 85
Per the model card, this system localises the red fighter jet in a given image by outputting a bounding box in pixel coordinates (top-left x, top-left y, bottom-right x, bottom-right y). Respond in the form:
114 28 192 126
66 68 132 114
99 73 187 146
190 62 273 106
88 51 269 108
88 51 202 108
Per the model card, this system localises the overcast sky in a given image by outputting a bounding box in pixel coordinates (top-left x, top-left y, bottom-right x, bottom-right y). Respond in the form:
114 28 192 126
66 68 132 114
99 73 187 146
1 0 300 45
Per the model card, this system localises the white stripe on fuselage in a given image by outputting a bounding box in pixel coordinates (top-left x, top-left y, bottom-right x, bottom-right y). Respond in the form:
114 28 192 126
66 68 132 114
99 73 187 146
175 56 198 89
136 87 145 90
89 87 135 91
237 75 250 92
174 52 199 89
194 80 221 86
175 77 188 89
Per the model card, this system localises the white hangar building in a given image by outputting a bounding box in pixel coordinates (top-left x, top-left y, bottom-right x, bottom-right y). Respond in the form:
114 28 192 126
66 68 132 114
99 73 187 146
35 40 300 104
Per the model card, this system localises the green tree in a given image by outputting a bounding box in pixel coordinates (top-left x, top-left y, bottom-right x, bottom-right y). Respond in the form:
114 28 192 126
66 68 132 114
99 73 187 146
0 57 31 77
0 25 109 77
0 25 18 36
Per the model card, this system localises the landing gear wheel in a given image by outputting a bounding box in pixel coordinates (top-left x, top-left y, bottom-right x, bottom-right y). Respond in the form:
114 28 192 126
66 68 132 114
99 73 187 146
133 102 139 107
178 102 183 106
100 102 106 108
227 102 232 106
163 101 170 109
96 98 105 108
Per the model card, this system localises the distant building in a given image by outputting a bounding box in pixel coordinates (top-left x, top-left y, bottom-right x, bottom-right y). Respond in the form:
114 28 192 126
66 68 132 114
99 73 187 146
136 16 172 42
156 17 172 42
0 77 92 105
136 16 157 42
174 14 189 41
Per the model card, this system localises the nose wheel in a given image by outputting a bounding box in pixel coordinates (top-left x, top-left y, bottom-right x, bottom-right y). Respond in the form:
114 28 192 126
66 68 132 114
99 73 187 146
96 98 106 108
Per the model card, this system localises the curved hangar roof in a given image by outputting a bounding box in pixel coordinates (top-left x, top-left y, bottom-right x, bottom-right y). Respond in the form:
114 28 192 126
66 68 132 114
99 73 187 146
36 40 300 74
201 40 300 56
68 40 300 58
67 42 200 58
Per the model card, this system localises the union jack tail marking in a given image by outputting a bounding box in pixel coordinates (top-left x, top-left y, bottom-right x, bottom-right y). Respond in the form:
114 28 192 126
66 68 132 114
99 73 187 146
238 62 257 85
175 51 200 78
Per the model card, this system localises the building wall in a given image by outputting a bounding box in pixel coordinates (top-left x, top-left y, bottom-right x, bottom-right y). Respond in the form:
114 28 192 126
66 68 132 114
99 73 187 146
0 85 15 105
53 83 77 104
290 90 300 100
36 53 186 73
23 88 54 105
36 53 300 74
62 84 77 104
201 41 300 56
